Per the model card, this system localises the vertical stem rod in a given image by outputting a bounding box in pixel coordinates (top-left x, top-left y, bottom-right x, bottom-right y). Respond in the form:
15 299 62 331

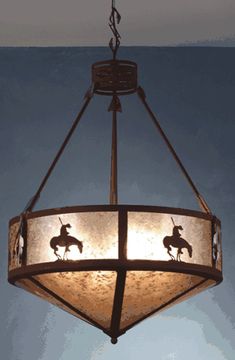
110 109 118 204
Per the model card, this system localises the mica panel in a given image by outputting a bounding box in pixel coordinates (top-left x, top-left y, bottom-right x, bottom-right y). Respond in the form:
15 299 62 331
8 222 21 270
24 211 118 264
127 212 212 266
155 278 216 316
34 271 117 329
16 278 90 323
214 223 222 271
120 271 204 330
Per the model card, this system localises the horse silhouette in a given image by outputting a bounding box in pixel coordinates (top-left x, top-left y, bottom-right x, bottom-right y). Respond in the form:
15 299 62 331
50 223 83 260
163 224 192 261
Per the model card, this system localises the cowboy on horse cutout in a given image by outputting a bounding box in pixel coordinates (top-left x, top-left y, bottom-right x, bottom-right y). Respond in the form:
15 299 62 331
50 218 83 260
163 217 192 261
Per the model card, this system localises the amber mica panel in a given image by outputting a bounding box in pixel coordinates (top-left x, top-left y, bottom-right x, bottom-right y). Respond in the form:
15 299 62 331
120 271 204 330
8 222 21 271
34 271 117 329
154 278 216 316
16 278 91 323
127 212 212 266
11 211 119 265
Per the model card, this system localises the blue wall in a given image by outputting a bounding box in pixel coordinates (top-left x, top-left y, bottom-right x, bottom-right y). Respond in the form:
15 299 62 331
1 47 234 359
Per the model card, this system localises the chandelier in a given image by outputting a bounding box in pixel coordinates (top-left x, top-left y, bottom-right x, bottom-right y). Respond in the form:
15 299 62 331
8 0 223 344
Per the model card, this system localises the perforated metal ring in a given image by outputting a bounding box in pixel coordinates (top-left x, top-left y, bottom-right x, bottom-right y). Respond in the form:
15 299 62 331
92 60 138 95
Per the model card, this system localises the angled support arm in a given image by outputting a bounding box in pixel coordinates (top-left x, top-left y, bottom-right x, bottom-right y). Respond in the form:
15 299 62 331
13 87 94 264
26 86 94 213
137 86 211 214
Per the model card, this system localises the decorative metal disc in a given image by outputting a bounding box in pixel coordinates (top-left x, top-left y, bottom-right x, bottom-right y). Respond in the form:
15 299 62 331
92 60 138 95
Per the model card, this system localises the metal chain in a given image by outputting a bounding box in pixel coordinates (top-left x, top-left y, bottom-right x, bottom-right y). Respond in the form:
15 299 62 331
109 0 121 59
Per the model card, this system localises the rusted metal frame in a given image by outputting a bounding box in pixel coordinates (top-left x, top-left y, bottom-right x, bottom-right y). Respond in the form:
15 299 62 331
110 270 126 341
9 259 222 289
9 206 119 224
12 214 28 267
211 216 216 268
25 89 94 213
95 89 136 96
12 212 29 269
118 210 128 259
93 59 137 67
94 65 136 76
118 278 208 336
110 210 128 340
9 205 220 272
92 60 138 96
110 105 118 204
137 86 211 215
28 276 106 332
211 216 222 270
21 216 28 266
9 204 221 226
218 226 223 272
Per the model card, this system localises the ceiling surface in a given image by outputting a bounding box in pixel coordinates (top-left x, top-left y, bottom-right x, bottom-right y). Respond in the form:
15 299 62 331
0 0 235 46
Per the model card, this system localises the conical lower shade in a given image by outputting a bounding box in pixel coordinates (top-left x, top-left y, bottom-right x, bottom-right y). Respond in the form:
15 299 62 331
8 205 222 340
16 271 117 329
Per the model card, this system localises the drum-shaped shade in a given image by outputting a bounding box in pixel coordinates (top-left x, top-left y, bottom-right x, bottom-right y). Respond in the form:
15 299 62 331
8 205 222 340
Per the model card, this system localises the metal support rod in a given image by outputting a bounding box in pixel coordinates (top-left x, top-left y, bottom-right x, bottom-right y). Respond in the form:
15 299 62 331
110 269 126 342
110 108 118 204
27 91 93 212
137 86 211 214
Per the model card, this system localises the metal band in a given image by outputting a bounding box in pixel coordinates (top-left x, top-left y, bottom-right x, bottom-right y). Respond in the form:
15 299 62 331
8 260 222 285
9 204 221 226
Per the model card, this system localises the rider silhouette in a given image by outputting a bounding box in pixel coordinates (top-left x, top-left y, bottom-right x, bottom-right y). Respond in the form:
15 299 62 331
60 223 71 237
172 225 183 239
172 225 183 255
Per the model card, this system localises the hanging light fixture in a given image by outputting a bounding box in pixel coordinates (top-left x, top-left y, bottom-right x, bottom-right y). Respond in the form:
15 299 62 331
8 0 223 344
